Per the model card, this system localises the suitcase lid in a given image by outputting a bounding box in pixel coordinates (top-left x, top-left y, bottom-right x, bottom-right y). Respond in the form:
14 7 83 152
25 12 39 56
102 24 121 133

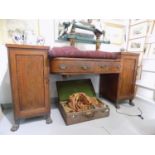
56 79 96 101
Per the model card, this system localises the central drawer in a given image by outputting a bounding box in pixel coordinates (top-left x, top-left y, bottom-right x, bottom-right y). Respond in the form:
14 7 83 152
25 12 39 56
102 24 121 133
50 58 121 74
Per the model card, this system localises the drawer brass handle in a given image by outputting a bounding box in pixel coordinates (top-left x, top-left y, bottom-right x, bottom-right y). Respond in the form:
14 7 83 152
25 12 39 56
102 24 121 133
100 65 108 69
81 65 89 70
59 64 67 70
115 64 120 69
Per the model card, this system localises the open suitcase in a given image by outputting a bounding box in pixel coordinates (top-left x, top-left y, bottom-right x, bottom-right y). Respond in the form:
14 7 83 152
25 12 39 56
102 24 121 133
56 79 110 125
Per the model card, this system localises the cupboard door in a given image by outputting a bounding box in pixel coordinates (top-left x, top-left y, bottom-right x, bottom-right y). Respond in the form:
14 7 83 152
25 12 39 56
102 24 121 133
9 49 50 118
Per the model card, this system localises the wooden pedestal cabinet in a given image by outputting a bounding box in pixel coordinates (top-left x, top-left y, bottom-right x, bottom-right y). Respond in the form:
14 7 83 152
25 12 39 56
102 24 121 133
99 52 139 108
7 44 52 131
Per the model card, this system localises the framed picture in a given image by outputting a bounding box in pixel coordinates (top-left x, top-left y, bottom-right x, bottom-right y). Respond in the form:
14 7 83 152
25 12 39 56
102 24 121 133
129 22 148 39
54 19 95 42
136 65 142 80
104 22 125 45
148 43 155 57
147 20 155 35
128 38 145 52
143 44 151 56
130 19 147 25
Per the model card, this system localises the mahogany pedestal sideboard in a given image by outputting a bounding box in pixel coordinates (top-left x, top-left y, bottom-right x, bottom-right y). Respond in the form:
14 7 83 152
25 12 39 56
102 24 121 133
7 44 139 131
7 44 52 131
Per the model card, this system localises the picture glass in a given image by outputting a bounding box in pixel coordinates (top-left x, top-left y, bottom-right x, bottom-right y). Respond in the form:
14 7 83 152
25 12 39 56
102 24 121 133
130 19 146 25
129 22 148 39
104 23 125 45
128 38 145 52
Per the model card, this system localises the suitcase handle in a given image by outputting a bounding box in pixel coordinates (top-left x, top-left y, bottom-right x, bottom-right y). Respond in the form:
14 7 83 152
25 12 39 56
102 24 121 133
84 111 95 118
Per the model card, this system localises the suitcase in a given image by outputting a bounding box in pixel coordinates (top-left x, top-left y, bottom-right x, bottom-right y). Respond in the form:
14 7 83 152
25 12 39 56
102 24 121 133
56 79 110 125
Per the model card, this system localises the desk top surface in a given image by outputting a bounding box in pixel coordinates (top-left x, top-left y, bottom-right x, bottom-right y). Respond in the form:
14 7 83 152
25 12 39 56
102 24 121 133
6 44 50 50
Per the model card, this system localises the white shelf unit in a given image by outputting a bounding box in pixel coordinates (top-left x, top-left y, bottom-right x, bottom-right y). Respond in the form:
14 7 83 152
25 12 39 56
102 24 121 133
136 58 155 104
136 94 155 104
142 69 155 73
126 20 155 104
136 80 155 91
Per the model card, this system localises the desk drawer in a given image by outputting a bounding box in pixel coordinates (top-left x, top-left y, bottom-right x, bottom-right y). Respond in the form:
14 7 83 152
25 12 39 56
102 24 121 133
50 60 94 73
95 62 121 73
50 58 121 74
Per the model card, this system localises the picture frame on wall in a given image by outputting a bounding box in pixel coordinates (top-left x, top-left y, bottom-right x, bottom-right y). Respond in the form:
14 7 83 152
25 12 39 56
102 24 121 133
54 19 126 45
130 19 147 25
147 20 155 35
129 22 148 39
54 19 96 42
104 22 125 45
143 44 151 56
148 43 155 57
128 38 145 52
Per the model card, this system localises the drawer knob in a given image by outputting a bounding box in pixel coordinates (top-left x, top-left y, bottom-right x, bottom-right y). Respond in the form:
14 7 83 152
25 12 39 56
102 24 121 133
59 64 67 70
115 64 120 69
81 65 89 70
100 65 108 69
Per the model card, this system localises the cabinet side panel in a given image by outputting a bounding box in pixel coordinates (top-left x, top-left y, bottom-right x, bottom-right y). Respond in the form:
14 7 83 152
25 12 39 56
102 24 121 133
119 57 138 100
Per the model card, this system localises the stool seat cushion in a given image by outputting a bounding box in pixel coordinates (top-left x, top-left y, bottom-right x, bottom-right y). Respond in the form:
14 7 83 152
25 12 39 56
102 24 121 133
49 46 121 59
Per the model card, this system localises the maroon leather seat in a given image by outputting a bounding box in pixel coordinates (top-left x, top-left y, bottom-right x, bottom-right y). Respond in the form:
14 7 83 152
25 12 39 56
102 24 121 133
49 46 121 59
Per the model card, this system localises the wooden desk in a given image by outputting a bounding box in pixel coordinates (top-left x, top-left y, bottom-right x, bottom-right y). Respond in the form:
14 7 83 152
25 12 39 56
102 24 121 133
7 44 139 131
50 52 139 108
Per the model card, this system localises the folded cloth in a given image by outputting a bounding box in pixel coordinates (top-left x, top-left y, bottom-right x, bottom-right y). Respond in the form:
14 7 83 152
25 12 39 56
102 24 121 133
49 46 121 59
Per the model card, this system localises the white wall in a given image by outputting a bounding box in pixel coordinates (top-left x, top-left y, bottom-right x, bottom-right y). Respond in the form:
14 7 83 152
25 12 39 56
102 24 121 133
0 20 123 104
0 45 12 103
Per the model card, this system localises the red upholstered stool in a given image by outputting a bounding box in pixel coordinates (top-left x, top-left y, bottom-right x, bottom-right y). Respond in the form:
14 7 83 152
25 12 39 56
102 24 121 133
49 46 121 59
